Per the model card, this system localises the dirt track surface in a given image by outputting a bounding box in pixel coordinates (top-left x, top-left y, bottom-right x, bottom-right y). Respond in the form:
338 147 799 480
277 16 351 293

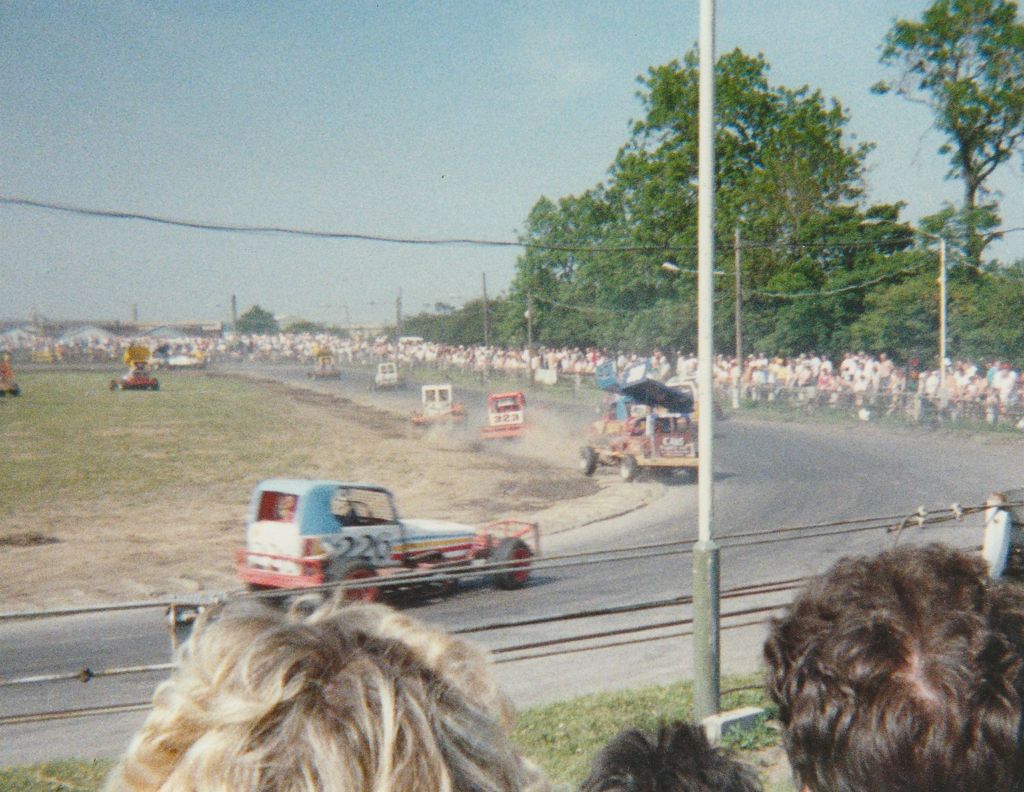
0 373 660 611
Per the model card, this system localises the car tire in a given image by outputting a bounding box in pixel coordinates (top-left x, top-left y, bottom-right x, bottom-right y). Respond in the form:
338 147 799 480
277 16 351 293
492 537 532 590
109 380 119 391
329 557 381 602
152 382 160 391
620 455 638 482
579 447 598 476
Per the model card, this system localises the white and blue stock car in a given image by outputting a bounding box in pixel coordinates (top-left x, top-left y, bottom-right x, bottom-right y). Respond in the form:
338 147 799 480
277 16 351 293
235 479 538 600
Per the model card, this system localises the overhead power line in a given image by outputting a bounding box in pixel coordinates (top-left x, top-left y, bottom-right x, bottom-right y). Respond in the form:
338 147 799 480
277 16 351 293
6 195 1022 255
0 196 666 254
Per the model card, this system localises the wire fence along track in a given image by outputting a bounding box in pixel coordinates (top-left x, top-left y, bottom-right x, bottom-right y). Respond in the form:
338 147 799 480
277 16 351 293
0 595 795 727
0 501 1011 727
2 501 997 623
731 384 1024 428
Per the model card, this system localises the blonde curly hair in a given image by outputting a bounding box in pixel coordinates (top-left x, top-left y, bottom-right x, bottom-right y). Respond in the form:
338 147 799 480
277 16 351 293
105 598 549 792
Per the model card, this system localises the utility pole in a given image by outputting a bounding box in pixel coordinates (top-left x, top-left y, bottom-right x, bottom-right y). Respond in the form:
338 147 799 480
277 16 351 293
938 237 947 392
482 273 490 381
693 0 720 722
395 289 403 365
230 294 238 331
733 226 742 410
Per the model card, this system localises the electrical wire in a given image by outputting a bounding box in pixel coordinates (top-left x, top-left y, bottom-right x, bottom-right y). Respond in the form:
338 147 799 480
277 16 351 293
4 195 1022 258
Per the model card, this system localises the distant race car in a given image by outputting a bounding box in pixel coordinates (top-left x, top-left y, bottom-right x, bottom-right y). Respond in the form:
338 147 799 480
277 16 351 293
371 361 400 391
110 345 159 391
480 391 526 439
152 345 207 370
411 383 466 426
307 344 341 379
580 361 697 481
235 479 538 600
0 353 20 396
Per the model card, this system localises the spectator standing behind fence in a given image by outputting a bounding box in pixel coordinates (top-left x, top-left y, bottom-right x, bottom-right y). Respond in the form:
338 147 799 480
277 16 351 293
104 598 549 792
764 543 1024 792
578 721 761 792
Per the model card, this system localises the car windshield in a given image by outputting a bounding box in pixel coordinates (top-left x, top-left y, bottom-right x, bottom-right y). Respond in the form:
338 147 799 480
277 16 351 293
330 487 396 525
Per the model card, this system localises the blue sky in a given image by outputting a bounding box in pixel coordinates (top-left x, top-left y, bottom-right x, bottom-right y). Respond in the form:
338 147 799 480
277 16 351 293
1 1 1021 327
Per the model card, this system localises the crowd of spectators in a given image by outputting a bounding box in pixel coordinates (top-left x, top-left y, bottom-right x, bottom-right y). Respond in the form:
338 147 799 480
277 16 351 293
724 350 1023 426
4 326 1022 427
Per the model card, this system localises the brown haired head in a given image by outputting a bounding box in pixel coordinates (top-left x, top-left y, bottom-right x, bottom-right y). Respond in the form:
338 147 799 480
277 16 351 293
764 543 1024 792
579 721 761 792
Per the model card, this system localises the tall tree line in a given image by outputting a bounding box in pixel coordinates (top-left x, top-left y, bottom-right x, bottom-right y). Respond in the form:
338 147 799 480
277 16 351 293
403 1 1024 364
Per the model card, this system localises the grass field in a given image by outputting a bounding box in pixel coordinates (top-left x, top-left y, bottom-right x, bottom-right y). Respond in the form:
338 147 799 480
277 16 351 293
0 676 795 791
1 371 299 518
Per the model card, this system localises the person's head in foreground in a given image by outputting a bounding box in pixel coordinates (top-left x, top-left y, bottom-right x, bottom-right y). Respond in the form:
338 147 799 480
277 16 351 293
764 542 1024 792
578 721 761 792
105 596 549 792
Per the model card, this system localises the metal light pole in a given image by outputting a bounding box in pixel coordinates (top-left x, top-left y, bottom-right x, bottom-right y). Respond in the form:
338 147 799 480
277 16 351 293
733 226 742 409
525 292 534 383
692 0 720 721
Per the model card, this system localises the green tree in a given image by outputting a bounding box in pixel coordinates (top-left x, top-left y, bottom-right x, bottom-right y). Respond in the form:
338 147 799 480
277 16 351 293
513 48 917 356
236 305 279 334
875 0 1024 264
955 263 1024 359
397 298 513 347
284 319 327 334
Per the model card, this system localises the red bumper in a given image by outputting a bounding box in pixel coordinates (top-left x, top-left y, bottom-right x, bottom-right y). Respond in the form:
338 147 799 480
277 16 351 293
235 548 325 588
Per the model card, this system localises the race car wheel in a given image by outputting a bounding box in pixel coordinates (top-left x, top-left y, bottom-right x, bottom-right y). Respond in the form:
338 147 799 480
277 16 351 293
151 382 160 391
492 538 532 590
329 558 382 602
109 380 119 391
619 455 638 482
579 447 598 476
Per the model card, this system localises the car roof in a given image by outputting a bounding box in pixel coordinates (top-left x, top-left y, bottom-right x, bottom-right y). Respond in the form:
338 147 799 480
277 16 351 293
255 479 391 496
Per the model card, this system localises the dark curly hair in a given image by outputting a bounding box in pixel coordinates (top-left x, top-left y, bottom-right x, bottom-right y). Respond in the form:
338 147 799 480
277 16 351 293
764 543 1024 792
578 721 761 792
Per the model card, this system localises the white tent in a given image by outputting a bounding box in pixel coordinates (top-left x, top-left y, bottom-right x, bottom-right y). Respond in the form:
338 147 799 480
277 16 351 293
58 325 118 344
143 326 188 342
0 326 37 346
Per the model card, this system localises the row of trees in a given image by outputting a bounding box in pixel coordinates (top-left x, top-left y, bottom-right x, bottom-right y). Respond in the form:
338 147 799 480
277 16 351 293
401 0 1024 364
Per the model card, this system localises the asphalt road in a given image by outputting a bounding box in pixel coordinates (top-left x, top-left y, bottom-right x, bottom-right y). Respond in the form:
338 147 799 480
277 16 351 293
2 362 1022 765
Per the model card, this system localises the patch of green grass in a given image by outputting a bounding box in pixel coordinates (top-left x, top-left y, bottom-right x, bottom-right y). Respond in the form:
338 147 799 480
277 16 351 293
0 759 114 791
1 678 792 791
0 372 311 519
514 674 783 787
